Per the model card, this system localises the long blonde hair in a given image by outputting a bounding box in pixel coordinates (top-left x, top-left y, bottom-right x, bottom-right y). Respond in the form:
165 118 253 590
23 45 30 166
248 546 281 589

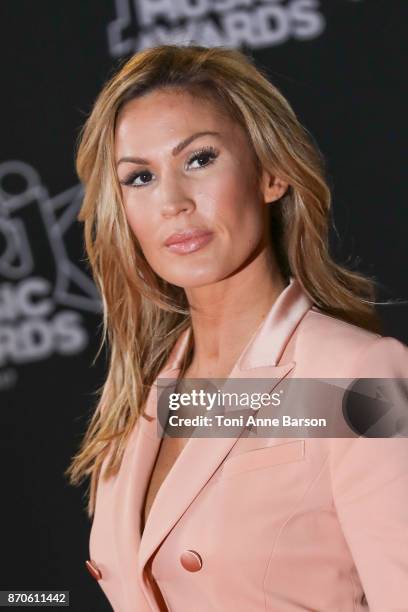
66 43 381 516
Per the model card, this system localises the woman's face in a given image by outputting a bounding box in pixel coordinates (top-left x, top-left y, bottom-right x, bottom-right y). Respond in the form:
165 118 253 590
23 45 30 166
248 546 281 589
115 88 281 288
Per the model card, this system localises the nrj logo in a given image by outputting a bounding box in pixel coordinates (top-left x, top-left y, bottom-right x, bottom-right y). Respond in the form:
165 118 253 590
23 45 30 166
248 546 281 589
0 160 101 381
107 0 326 57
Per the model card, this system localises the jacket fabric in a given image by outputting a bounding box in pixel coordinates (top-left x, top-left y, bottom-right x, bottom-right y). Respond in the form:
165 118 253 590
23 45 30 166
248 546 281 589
87 277 408 611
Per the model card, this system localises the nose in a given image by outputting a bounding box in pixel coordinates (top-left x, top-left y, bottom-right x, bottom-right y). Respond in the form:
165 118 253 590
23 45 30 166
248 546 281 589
159 174 195 218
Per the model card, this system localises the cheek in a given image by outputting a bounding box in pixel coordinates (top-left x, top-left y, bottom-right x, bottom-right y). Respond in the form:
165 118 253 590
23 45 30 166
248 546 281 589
202 174 263 239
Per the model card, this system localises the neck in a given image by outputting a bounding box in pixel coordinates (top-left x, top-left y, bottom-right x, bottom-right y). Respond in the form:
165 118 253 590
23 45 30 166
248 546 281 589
184 247 287 375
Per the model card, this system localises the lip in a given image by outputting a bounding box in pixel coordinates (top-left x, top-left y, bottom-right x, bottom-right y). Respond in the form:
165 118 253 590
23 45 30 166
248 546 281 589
164 228 214 255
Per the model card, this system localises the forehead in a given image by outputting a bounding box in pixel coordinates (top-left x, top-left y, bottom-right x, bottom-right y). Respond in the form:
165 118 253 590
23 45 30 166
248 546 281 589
117 87 228 125
114 88 241 153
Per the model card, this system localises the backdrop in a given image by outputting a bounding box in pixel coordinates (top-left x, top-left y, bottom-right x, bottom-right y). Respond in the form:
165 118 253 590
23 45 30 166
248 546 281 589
1 1 407 610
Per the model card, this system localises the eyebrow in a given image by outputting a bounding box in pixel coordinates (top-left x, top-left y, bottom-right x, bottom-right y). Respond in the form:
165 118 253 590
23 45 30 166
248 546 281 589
116 131 221 167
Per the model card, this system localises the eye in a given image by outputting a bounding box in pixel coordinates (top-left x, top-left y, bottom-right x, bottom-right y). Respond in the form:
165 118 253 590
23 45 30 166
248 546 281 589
121 169 153 188
187 146 219 170
119 145 219 189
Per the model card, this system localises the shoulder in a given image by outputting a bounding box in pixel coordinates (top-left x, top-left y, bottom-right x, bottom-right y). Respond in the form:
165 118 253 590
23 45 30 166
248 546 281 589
293 308 408 377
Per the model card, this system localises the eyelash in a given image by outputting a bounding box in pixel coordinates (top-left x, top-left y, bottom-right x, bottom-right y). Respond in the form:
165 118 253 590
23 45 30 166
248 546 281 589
120 145 219 188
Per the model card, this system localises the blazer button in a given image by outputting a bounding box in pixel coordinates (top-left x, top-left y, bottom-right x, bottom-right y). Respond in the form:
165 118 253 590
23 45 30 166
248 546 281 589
85 559 102 581
180 550 202 572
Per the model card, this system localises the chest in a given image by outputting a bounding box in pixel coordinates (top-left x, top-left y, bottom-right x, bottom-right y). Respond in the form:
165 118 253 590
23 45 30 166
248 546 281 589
142 435 189 532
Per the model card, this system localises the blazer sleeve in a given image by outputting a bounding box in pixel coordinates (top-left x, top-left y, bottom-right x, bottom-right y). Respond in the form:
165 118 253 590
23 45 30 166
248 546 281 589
329 336 408 611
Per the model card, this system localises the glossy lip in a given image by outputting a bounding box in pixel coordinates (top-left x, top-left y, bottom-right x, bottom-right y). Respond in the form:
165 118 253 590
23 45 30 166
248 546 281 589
164 228 214 255
164 228 213 246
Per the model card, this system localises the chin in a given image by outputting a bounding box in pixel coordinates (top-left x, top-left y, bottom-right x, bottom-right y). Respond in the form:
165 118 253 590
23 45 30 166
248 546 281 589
161 269 227 289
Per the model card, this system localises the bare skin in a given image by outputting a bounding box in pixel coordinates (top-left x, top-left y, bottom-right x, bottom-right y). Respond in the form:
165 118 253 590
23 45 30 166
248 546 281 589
115 87 289 532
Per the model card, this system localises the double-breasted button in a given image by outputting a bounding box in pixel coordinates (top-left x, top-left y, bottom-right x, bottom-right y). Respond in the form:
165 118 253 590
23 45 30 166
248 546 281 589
85 559 102 581
180 550 202 572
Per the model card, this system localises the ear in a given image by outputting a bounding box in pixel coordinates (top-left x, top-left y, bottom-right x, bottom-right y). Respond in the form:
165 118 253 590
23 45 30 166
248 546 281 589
260 168 289 204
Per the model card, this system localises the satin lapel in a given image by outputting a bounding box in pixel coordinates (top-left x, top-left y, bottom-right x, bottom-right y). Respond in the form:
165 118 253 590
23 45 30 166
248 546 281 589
111 366 186 609
137 360 295 574
138 276 313 574
113 330 191 603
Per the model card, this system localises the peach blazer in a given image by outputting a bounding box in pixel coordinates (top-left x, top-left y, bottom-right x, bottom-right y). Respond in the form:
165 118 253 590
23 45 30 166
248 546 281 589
87 277 408 611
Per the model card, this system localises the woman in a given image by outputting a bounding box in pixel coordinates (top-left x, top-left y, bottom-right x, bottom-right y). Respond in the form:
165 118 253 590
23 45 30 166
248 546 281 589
67 44 408 611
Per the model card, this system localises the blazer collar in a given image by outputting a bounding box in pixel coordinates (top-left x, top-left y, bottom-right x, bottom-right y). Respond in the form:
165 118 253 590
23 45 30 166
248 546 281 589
239 275 313 369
